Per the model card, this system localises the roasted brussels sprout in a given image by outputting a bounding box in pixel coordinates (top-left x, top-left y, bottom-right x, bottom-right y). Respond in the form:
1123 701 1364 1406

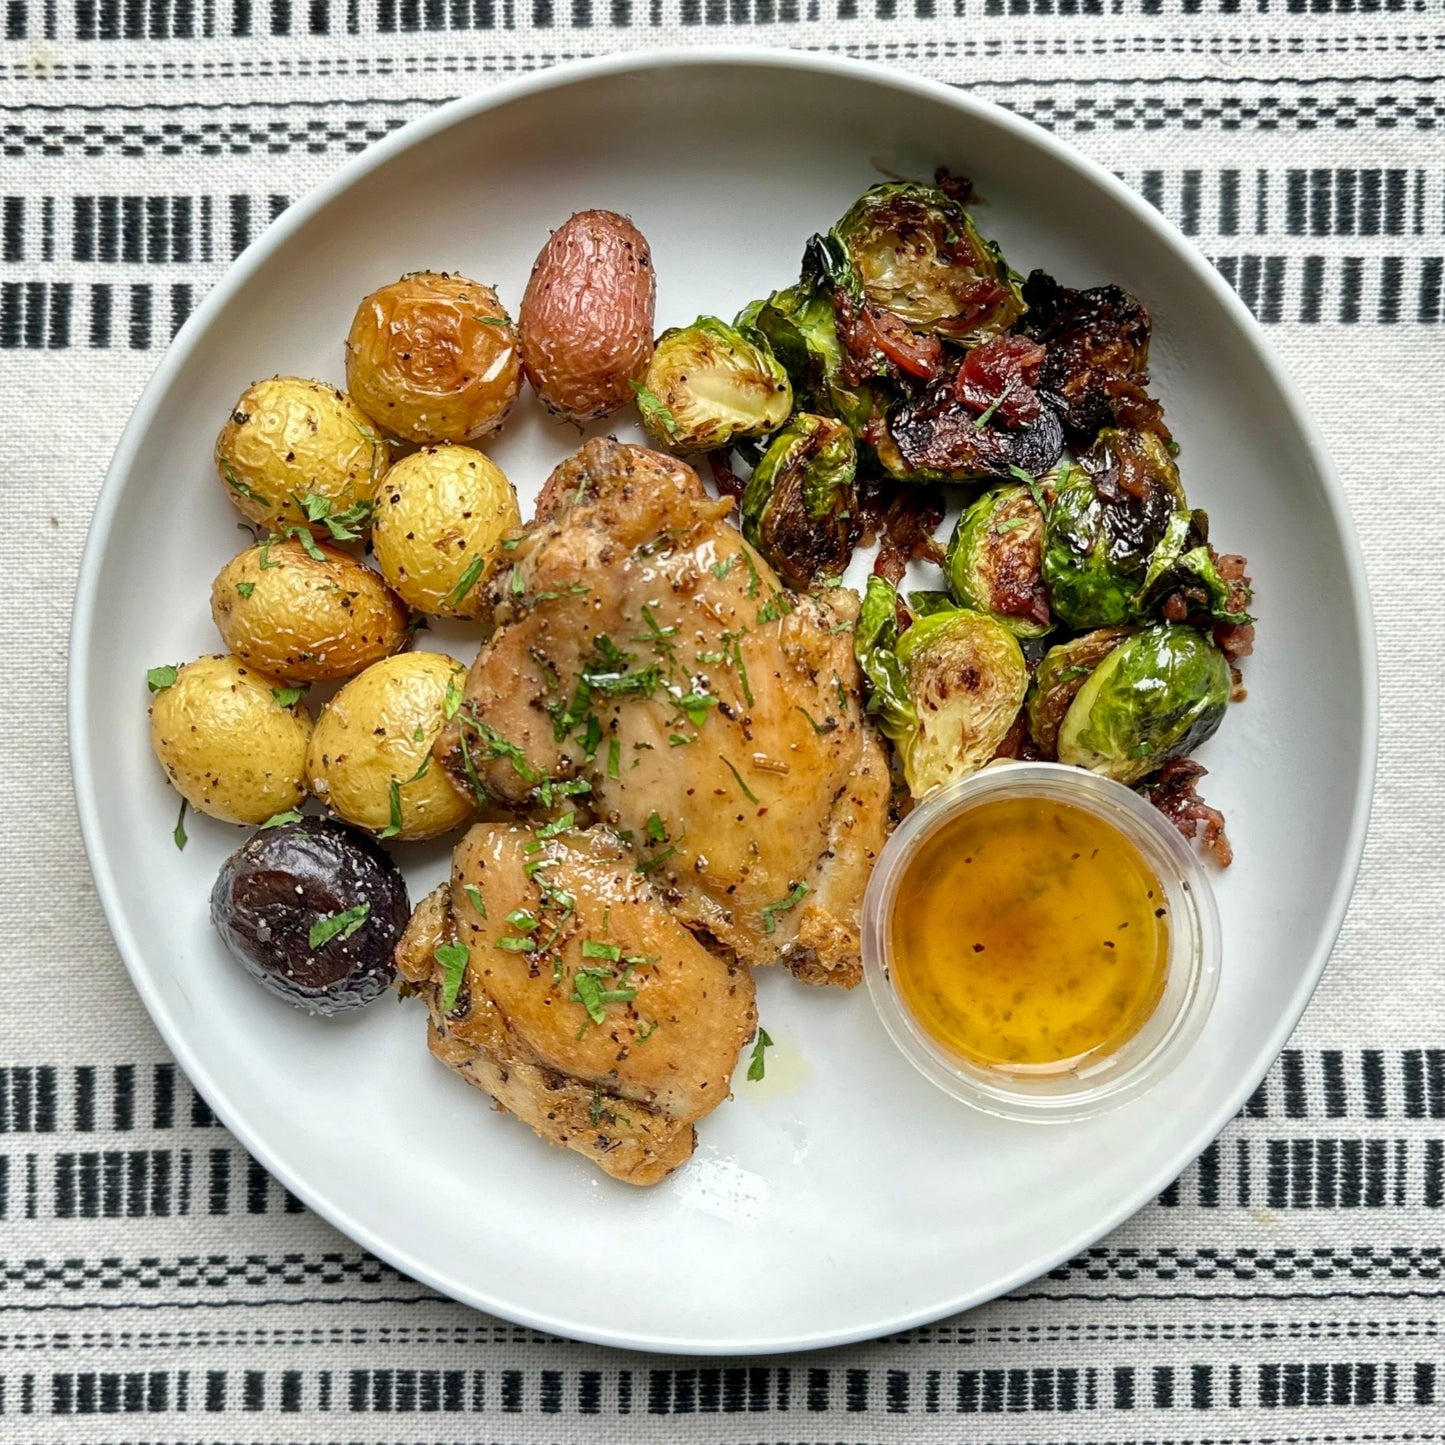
637 317 792 452
1017 269 1164 444
346 272 521 444
907 590 956 618
1025 627 1133 756
831 183 1023 344
149 654 312 825
1041 430 1184 628
945 484 1051 637
740 413 857 588
855 576 1028 797
1056 624 1230 785
215 377 387 537
211 816 410 1014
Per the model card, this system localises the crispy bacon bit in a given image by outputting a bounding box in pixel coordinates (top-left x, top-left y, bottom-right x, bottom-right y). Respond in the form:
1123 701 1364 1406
956 334 1046 427
933 167 975 205
1212 553 1256 662
708 453 747 500
857 477 946 586
991 712 1047 762
1142 759 1233 866
835 289 943 383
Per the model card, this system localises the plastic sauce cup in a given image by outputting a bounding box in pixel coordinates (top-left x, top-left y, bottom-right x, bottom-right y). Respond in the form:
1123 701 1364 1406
862 761 1221 1122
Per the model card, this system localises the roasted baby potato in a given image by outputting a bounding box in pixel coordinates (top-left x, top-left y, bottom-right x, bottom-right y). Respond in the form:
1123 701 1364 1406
518 209 655 422
345 272 521 444
210 538 411 685
211 816 411 1015
149 654 313 824
215 376 387 536
307 651 473 840
371 445 520 619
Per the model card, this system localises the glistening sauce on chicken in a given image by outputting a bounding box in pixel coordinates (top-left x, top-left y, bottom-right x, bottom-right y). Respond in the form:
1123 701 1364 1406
888 796 1168 1068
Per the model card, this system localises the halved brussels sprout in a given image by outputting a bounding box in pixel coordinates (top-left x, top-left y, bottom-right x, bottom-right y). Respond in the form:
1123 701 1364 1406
741 413 858 589
1041 430 1184 628
637 316 792 452
945 484 1052 637
907 590 956 618
1056 624 1230 785
1025 627 1134 756
831 183 1024 344
855 576 1028 797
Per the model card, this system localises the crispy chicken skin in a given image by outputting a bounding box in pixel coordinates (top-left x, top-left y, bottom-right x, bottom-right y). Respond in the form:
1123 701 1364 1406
397 822 757 1186
433 438 891 988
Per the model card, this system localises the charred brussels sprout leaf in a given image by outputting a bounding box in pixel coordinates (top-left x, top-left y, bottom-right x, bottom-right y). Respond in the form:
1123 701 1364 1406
831 183 1024 345
855 576 1028 797
945 484 1052 637
1025 627 1134 756
1134 509 1254 625
638 316 792 452
907 590 956 618
1056 624 1230 785
741 413 858 589
1041 430 1184 628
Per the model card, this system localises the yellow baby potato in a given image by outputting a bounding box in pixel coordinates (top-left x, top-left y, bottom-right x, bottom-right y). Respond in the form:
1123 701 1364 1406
307 651 474 841
215 375 388 536
148 654 312 825
372 445 520 619
210 538 411 685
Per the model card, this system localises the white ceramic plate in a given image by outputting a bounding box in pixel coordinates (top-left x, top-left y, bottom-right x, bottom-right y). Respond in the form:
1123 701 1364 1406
70 50 1376 1354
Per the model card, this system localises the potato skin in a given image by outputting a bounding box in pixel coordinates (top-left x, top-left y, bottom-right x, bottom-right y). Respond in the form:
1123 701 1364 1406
519 210 656 422
372 445 520 619
211 538 411 685
215 376 387 534
345 272 521 444
150 654 313 825
307 652 473 840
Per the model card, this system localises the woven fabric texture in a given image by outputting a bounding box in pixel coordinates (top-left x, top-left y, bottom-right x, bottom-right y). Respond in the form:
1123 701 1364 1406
4 5 1443 1442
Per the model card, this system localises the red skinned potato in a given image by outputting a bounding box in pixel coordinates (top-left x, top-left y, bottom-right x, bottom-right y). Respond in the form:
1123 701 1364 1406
518 210 656 422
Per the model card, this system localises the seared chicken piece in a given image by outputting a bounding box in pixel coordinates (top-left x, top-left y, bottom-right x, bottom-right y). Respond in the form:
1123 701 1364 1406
397 822 756 1186
434 439 891 987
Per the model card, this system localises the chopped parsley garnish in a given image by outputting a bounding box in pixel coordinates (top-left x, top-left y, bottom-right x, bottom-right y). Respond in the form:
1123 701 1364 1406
271 686 306 708
218 457 267 504
629 379 681 437
636 1019 659 1043
506 909 539 932
378 779 405 839
496 935 538 953
740 548 761 599
746 1027 774 1082
309 901 370 949
581 664 662 699
732 637 755 709
473 313 513 327
435 942 470 1011
456 710 540 784
581 939 621 963
972 376 1019 431
463 883 487 919
794 705 835 735
172 797 188 851
509 564 526 597
581 712 603 763
535 810 575 840
995 516 1029 535
673 690 718 729
720 756 760 805
146 665 178 692
572 970 637 1025
259 809 303 829
235 581 256 599
607 737 621 780
296 492 374 542
710 555 736 580
668 733 694 747
645 811 667 844
635 845 681 876
443 554 485 609
760 882 809 936
413 724 426 743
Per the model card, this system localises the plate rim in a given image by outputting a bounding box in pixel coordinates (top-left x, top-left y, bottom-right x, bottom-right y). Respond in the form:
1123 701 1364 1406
67 45 1379 1355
